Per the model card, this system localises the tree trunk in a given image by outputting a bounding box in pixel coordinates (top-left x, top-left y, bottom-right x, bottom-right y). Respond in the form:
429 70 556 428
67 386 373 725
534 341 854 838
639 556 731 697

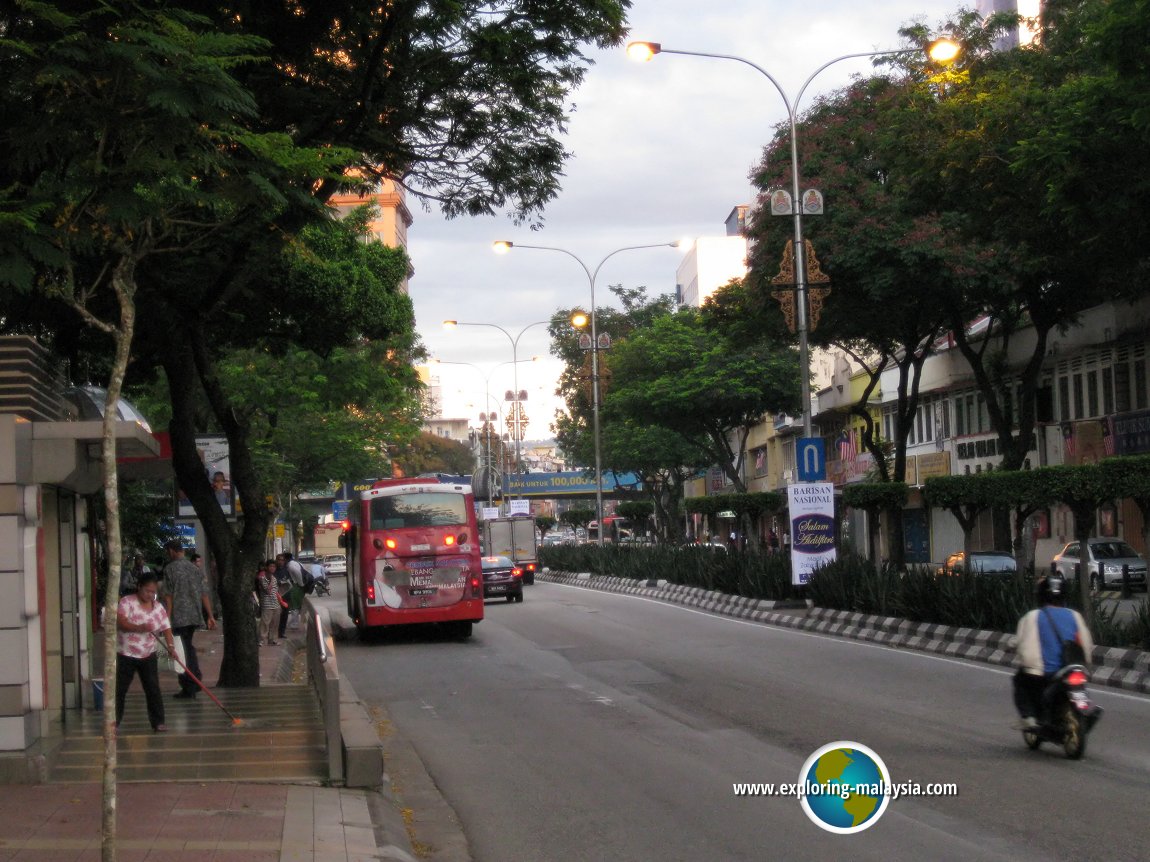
97 259 137 862
1070 500 1095 627
160 333 263 687
889 506 906 571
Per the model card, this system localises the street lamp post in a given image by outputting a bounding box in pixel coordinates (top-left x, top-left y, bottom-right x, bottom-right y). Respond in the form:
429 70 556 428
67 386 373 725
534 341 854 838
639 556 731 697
492 240 682 544
627 39 958 438
434 338 545 507
432 357 535 503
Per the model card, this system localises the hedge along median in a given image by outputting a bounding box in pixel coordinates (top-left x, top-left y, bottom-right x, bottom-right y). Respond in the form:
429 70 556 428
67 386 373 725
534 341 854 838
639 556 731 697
538 569 1150 696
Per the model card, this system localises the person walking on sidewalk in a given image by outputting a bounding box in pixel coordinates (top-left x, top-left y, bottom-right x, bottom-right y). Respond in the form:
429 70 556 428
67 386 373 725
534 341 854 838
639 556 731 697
256 559 281 646
116 572 176 732
273 555 292 640
280 552 306 630
160 540 216 700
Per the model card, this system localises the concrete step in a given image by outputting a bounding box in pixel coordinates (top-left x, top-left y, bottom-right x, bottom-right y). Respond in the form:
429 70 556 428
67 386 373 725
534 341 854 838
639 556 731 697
49 684 331 784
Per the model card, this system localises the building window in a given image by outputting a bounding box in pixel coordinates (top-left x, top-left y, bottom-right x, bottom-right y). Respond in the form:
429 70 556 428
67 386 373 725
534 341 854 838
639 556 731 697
955 396 965 436
1115 359 1130 413
1087 369 1099 418
1058 376 1071 421
1102 366 1114 416
1137 357 1148 410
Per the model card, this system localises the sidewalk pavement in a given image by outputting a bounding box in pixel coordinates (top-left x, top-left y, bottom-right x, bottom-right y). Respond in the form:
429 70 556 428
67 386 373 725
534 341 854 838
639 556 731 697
0 614 418 862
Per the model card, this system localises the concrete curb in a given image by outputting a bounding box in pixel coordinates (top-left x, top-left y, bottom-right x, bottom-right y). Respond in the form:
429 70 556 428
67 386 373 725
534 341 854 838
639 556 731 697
294 610 419 862
540 570 1150 696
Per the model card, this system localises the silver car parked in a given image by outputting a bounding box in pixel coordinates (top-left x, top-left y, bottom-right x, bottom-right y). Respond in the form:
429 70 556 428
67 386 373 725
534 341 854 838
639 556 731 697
1051 539 1147 590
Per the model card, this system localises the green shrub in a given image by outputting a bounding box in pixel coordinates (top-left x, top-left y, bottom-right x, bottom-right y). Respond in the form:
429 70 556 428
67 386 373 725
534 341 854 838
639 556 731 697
540 545 1147 648
540 544 797 600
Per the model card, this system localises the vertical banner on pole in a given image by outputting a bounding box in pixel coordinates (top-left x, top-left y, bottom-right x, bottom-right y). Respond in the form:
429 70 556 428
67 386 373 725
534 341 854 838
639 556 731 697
787 482 837 586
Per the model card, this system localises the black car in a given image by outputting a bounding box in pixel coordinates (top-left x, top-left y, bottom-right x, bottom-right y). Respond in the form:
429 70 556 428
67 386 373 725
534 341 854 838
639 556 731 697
938 550 1018 578
481 555 524 603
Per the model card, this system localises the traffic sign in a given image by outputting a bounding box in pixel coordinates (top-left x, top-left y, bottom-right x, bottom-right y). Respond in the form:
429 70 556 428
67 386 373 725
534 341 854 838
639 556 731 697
796 437 826 482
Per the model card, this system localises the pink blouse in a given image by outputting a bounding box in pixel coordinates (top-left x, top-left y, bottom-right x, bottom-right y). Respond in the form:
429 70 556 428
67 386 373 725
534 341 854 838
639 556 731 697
117 594 172 659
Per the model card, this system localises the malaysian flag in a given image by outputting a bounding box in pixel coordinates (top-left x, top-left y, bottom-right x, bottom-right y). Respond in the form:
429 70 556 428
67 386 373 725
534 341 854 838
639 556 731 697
1062 422 1076 457
837 429 857 462
1102 418 1115 456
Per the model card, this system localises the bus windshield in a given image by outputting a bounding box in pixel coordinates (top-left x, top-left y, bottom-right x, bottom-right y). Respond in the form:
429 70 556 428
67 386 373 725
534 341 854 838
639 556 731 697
369 492 470 530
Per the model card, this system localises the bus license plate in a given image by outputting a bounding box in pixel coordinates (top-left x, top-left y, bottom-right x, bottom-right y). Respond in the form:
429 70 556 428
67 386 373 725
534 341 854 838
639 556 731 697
410 588 437 597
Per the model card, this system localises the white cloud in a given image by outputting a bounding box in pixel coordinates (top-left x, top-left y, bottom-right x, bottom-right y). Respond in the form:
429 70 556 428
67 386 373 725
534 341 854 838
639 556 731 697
411 0 959 435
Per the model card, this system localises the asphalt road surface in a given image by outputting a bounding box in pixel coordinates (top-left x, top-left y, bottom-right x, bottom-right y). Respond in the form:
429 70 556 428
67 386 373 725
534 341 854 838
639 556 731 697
332 581 1150 862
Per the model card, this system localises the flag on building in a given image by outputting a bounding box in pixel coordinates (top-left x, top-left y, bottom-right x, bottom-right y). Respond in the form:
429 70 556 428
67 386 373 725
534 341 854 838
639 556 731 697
1102 418 1115 456
1061 422 1076 457
837 429 857 462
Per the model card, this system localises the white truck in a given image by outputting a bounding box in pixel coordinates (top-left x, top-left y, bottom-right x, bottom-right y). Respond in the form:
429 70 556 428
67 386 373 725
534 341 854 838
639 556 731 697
482 516 538 584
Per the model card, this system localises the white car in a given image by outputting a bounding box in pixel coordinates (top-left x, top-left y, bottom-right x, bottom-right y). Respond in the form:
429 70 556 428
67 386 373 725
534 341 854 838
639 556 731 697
322 553 347 576
1051 539 1147 590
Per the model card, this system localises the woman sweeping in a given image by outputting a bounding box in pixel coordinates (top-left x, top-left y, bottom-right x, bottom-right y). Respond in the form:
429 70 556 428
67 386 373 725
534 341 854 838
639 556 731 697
116 571 176 733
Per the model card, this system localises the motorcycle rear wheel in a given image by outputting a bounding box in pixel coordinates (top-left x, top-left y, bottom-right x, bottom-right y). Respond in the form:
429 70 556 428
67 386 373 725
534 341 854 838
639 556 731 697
1062 704 1086 760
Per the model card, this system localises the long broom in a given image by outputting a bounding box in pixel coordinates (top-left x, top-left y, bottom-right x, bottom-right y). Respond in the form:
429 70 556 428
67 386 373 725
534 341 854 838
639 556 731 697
155 634 250 728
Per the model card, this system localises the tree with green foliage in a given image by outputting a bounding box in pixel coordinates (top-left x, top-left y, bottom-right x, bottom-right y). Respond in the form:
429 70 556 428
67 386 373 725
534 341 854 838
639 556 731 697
905 11 1110 488
1102 456 1150 560
551 285 707 543
560 508 595 532
746 26 997 494
5 0 632 692
535 515 557 539
392 431 477 478
131 0 630 686
606 308 799 494
551 285 680 467
0 1 315 854
842 483 909 567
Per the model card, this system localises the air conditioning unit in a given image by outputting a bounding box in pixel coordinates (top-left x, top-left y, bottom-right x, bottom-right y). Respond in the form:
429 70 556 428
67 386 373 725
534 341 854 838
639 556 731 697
782 468 796 484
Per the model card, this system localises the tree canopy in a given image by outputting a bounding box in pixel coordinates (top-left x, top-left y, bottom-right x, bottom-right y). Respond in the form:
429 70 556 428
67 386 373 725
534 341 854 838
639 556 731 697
2 0 633 689
605 306 799 493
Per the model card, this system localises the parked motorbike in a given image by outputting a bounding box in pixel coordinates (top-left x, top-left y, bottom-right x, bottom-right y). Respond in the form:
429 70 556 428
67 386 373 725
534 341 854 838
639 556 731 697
1022 664 1103 759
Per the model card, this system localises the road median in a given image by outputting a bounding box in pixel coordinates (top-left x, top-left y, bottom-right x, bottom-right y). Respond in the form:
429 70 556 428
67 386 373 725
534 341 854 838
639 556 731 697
540 569 1150 695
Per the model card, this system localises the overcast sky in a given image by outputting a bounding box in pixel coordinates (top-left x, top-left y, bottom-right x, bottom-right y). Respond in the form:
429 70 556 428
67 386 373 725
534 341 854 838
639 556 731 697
411 0 962 440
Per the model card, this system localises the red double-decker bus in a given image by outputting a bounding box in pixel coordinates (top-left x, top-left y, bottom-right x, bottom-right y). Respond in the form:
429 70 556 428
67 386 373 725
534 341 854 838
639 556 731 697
344 478 484 637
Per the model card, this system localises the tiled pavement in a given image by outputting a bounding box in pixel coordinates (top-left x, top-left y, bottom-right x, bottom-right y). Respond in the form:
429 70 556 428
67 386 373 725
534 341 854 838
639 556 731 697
0 781 389 861
0 619 415 862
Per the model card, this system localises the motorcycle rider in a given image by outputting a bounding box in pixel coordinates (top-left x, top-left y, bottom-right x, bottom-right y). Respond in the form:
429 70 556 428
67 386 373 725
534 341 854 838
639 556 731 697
1012 575 1093 729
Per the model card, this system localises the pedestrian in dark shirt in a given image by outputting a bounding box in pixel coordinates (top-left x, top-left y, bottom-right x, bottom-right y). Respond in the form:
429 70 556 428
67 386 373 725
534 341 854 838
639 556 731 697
159 540 216 700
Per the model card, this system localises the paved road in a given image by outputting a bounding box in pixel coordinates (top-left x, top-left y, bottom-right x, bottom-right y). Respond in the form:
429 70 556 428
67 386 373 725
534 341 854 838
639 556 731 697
333 581 1150 862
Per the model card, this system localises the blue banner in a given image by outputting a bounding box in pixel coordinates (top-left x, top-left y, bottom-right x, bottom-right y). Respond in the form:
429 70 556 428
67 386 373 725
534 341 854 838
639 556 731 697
504 471 642 497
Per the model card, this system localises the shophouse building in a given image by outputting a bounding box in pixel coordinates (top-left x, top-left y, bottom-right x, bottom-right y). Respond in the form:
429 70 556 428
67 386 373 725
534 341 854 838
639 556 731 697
0 336 160 781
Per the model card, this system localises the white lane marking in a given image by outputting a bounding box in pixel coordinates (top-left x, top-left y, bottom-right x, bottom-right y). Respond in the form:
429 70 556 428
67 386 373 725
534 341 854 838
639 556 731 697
568 682 614 706
542 581 1150 706
419 699 439 718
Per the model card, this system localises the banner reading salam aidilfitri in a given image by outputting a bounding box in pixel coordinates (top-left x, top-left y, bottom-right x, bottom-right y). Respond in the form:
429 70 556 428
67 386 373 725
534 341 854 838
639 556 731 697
787 482 837 586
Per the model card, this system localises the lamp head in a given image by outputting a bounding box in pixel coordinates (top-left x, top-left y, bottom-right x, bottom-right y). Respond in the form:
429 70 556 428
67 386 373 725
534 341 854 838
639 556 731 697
442 319 458 330
626 41 661 62
492 240 514 254
927 37 961 64
570 311 590 329
674 237 694 252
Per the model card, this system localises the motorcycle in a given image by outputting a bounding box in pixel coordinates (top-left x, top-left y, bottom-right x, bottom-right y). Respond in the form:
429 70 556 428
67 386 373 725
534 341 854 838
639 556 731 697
1022 664 1103 759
